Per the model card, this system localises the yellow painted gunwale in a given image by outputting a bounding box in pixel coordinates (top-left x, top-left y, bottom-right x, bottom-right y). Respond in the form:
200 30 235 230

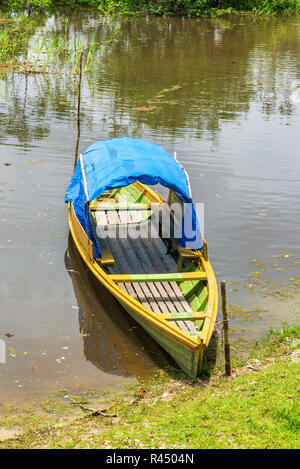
67 181 218 355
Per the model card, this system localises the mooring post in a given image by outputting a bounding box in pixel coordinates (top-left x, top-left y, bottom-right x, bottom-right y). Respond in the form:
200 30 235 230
221 280 231 376
74 51 83 169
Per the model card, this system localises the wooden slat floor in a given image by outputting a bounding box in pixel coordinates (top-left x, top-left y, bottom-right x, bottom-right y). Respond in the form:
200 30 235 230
93 210 198 334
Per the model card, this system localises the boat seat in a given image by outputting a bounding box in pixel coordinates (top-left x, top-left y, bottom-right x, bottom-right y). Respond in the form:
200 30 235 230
95 238 115 266
92 224 115 266
90 203 151 211
177 246 202 272
95 251 114 267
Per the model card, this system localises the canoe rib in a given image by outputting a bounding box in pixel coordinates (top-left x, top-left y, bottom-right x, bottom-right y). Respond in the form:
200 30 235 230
108 272 207 282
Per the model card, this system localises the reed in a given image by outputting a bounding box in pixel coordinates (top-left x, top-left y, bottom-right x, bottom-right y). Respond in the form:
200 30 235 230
0 0 299 14
0 15 37 64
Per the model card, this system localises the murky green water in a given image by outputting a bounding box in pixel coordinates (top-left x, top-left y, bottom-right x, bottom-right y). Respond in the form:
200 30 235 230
0 10 299 409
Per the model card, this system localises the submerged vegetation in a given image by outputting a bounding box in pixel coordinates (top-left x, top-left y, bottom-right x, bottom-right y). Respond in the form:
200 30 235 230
29 18 118 75
0 0 299 15
0 0 298 72
0 14 38 66
0 9 118 76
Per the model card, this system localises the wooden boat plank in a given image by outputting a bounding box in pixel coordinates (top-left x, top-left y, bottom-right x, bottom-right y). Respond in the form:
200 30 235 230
169 281 192 312
121 283 151 311
95 211 109 225
92 203 151 211
142 280 183 330
162 312 205 321
121 238 150 274
158 282 192 333
118 210 130 224
109 272 207 282
127 211 133 223
150 237 175 272
120 279 195 334
147 282 170 314
151 281 190 333
152 283 177 315
107 237 132 274
106 210 119 225
133 282 161 314
138 283 161 314
132 238 157 274
119 238 143 274
128 237 153 274
129 210 144 223
154 281 173 305
94 217 176 273
138 236 168 273
169 281 198 333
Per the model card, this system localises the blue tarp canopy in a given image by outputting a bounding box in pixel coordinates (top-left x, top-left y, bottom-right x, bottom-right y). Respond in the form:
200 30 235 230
65 137 202 257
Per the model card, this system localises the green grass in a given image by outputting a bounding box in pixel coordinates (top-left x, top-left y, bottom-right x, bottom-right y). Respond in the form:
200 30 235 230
0 326 299 449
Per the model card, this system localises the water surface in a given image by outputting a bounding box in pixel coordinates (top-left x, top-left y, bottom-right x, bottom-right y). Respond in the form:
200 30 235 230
0 10 299 409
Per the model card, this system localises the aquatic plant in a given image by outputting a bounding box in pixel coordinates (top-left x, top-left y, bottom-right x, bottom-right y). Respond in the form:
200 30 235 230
0 15 37 64
29 18 119 75
0 0 299 15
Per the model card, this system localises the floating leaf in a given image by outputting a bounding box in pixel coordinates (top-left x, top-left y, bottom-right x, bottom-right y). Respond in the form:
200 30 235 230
132 106 156 111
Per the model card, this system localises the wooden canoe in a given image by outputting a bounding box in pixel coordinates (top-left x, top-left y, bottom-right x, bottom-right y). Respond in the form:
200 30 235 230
67 180 218 377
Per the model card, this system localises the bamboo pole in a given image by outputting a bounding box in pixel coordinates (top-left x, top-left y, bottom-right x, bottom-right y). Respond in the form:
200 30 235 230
221 280 231 376
74 51 83 170
27 0 31 17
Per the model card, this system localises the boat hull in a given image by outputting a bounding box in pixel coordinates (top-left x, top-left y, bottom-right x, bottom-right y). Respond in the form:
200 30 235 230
67 182 218 378
121 301 202 376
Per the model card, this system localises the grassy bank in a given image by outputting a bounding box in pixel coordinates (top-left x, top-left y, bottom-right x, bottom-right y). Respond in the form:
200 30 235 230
0 0 299 16
1 326 299 449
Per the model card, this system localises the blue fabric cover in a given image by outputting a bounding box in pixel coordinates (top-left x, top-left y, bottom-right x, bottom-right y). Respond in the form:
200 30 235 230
65 137 202 257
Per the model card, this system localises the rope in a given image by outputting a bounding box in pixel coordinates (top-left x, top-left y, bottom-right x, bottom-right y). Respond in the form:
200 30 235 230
214 319 229 336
